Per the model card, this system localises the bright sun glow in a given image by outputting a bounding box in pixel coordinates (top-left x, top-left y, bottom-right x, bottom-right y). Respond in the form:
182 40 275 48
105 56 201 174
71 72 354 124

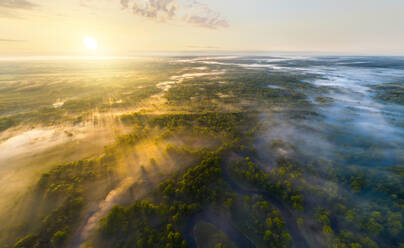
83 36 98 50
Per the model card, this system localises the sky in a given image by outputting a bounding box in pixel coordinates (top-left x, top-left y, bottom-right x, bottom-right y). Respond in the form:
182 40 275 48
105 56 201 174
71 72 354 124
0 0 404 56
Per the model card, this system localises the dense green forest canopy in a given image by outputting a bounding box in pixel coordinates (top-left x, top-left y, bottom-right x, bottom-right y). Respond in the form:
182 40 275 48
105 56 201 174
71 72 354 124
0 57 403 248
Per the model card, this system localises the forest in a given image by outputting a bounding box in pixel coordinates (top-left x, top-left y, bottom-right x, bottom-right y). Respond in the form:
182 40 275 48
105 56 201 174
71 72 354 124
0 56 403 248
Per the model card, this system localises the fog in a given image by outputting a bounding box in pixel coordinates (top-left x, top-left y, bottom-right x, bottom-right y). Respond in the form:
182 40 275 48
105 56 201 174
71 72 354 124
77 177 136 246
0 56 403 247
0 123 119 216
206 55 404 166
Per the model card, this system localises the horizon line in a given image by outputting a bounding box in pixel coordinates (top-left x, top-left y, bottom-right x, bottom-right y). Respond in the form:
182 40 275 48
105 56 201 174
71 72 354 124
1 51 404 61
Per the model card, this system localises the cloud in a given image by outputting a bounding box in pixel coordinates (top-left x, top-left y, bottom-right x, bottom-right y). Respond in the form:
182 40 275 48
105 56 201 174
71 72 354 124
182 1 228 29
187 45 221 49
0 38 26 42
0 0 37 9
120 0 130 9
185 15 228 29
120 0 177 21
120 0 228 29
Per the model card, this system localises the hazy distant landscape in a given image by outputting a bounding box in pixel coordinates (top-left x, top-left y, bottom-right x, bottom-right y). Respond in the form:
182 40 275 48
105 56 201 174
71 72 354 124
0 55 402 248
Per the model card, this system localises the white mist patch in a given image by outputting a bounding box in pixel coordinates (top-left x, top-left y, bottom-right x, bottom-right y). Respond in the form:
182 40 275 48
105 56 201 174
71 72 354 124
175 56 239 63
157 81 177 91
52 100 64 108
0 123 118 214
216 92 231 98
309 66 404 144
267 85 284 89
79 177 136 245
240 63 286 70
180 56 311 71
157 69 226 92
0 128 69 165
0 128 70 212
170 70 226 82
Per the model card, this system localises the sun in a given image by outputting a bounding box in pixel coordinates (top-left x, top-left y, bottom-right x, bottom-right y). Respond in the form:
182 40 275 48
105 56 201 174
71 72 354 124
83 36 98 50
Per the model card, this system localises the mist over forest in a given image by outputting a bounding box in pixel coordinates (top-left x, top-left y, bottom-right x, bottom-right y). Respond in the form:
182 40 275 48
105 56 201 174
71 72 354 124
0 56 403 248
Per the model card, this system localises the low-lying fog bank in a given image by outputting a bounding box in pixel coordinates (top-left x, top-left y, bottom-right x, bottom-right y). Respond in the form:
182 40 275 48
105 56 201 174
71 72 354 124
0 56 403 248
0 121 123 214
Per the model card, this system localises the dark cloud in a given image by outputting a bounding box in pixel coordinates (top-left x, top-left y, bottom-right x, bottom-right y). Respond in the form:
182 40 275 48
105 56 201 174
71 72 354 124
0 0 37 9
121 0 228 29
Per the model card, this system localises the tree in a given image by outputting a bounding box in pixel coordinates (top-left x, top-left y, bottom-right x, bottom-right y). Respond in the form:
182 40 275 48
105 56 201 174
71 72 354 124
264 230 273 241
366 218 383 237
297 217 304 226
51 230 68 248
